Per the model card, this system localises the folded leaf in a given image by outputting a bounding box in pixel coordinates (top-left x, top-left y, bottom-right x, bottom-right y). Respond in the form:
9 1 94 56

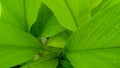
42 0 77 31
1 0 42 32
65 3 120 68
30 3 64 38
0 23 42 68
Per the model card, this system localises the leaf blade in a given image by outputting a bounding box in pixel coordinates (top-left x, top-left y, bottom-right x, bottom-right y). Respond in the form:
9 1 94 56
65 3 120 68
0 23 42 68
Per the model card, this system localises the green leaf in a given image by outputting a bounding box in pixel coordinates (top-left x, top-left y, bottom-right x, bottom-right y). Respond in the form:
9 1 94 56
0 23 42 68
42 0 77 31
65 3 120 68
46 30 70 48
1 0 42 32
30 3 64 38
22 53 58 68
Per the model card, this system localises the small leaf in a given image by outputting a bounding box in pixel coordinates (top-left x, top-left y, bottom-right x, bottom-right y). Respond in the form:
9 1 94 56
46 30 70 48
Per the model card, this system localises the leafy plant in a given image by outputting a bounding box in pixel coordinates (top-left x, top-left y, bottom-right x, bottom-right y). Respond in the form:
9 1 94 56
0 0 120 68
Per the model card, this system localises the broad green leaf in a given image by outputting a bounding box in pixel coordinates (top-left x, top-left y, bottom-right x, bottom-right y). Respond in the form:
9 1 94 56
65 0 90 26
30 3 64 38
0 23 42 68
42 0 77 31
65 3 120 68
1 0 42 32
46 30 70 48
22 53 58 68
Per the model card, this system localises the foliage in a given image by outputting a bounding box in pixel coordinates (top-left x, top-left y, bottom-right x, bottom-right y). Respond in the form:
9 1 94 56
0 0 120 68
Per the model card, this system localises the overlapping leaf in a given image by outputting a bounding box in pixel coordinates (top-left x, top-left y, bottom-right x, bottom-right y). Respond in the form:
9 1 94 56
42 0 77 31
0 23 42 68
30 3 64 38
65 3 120 68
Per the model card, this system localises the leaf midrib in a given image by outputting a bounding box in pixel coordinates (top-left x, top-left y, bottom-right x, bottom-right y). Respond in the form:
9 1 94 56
0 44 40 50
67 46 120 53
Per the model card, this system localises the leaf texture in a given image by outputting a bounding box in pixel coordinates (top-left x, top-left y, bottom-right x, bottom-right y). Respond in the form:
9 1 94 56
65 3 120 68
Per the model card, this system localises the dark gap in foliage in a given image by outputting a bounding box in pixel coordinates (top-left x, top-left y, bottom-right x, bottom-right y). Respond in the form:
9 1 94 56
10 65 21 68
57 52 73 68
30 2 53 38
